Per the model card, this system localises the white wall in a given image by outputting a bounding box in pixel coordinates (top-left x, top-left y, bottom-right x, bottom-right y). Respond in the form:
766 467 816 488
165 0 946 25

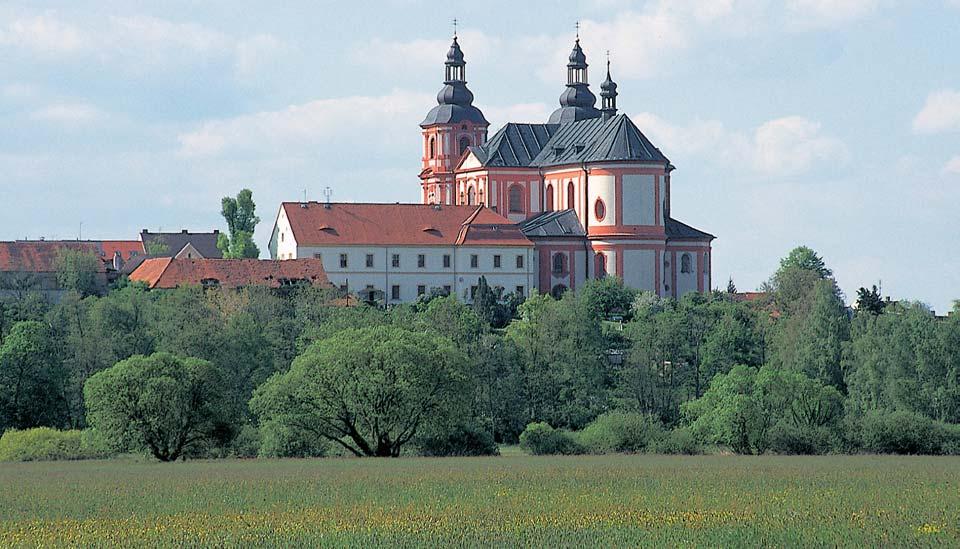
622 174 656 226
269 207 298 260
675 251 699 296
290 244 536 302
623 249 656 292
589 174 616 226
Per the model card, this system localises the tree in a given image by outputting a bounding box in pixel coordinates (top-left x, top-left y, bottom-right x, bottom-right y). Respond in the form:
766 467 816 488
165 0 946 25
218 189 260 259
144 237 170 255
55 248 102 297
0 321 69 431
726 277 737 294
855 285 885 315
84 353 231 461
682 365 843 454
578 277 637 320
776 246 832 280
250 326 470 457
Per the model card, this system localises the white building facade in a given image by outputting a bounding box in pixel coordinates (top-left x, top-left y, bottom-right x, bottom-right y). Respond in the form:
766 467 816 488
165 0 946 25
269 202 536 303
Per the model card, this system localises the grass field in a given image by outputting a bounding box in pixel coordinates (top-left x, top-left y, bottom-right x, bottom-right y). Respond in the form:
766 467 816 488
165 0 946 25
1 455 958 547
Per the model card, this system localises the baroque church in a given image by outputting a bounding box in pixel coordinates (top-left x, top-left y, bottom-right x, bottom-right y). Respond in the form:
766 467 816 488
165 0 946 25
418 34 715 298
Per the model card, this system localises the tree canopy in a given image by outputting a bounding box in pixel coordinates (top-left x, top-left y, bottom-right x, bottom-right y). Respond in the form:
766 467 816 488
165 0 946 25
251 326 470 457
84 352 231 461
217 189 261 259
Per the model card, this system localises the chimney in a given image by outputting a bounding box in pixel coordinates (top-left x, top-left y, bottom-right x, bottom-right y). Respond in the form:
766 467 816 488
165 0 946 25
141 229 149 234
181 229 188 234
213 229 219 234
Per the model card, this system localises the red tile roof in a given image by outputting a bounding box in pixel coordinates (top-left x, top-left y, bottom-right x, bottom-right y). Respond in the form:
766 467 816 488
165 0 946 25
0 241 108 272
732 291 769 303
281 203 533 247
100 240 145 262
129 258 332 289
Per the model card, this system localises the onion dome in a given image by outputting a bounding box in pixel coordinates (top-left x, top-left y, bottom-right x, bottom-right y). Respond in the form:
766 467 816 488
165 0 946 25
600 57 618 119
548 38 601 124
421 36 488 127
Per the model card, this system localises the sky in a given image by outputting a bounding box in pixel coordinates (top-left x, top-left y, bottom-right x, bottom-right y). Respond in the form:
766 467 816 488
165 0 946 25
1 0 958 312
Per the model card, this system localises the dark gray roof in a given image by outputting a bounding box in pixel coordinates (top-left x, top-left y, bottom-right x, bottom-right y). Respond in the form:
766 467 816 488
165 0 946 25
471 114 668 169
421 102 488 126
665 217 715 241
530 114 669 167
519 209 586 238
474 123 558 167
139 231 222 259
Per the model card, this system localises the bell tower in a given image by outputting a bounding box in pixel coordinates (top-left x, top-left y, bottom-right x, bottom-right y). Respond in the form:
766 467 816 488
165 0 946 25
419 29 488 205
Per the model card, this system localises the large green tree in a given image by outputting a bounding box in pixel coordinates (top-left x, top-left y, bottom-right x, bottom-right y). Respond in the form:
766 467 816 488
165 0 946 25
251 326 470 457
84 352 231 461
217 188 260 258
55 249 102 298
0 321 69 431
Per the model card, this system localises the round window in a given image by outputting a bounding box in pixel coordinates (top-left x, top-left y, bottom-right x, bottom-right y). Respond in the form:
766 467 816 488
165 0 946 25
594 199 606 221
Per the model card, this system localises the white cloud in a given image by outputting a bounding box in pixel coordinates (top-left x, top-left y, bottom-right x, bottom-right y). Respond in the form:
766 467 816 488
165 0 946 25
913 90 960 134
30 102 103 124
943 156 960 175
177 90 433 157
634 112 846 176
0 13 87 54
1 11 286 78
354 30 498 74
786 0 879 28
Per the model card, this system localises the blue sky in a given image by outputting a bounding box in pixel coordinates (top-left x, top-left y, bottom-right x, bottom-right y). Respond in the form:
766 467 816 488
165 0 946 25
1 0 958 312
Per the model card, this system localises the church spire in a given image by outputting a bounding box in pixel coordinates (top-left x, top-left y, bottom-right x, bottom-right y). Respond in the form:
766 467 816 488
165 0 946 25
547 28 601 124
600 52 618 120
420 31 487 127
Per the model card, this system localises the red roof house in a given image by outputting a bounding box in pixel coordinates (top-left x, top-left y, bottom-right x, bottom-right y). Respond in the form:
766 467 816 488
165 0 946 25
129 258 332 289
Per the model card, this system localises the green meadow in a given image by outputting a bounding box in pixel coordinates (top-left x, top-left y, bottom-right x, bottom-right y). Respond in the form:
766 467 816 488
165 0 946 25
1 455 957 547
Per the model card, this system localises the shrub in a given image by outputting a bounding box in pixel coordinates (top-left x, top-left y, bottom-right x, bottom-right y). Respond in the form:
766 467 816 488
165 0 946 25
768 421 839 455
416 422 499 457
519 422 584 455
230 424 262 458
860 410 948 455
258 421 327 458
652 428 701 455
0 428 111 462
577 412 665 454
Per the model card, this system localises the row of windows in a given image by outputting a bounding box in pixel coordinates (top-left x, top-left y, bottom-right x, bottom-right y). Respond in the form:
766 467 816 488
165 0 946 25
665 252 710 275
428 135 473 160
385 284 526 301
324 253 526 270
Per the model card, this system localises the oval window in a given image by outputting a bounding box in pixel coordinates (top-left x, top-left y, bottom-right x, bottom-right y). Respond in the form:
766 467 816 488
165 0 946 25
594 199 606 221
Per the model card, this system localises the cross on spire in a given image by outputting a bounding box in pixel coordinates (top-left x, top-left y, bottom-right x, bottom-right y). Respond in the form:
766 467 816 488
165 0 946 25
453 18 458 38
575 20 580 40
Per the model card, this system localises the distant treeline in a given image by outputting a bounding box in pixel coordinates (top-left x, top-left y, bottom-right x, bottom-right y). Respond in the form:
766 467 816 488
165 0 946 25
1 246 958 461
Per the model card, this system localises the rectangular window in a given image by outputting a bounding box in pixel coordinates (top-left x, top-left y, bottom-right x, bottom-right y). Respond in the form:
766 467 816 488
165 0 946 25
470 254 478 268
417 254 425 268
493 255 501 268
366 254 374 268
391 285 400 300
443 285 451 295
417 285 426 296
339 254 348 268
443 254 451 268
516 285 524 297
516 255 524 269
392 254 400 268
313 253 322 259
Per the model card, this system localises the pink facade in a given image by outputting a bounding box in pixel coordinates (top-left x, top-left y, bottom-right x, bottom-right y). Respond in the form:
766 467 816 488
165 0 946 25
418 35 715 298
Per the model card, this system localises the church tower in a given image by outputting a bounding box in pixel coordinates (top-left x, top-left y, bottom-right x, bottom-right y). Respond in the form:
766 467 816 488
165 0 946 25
419 33 488 205
547 36 601 124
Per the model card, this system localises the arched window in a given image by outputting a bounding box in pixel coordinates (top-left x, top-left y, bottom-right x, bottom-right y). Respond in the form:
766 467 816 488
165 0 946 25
508 185 523 213
467 186 476 205
459 136 471 156
681 253 692 274
567 181 575 209
551 284 568 299
429 137 436 159
595 252 607 278
594 198 606 221
703 252 710 274
552 252 567 275
545 184 554 211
